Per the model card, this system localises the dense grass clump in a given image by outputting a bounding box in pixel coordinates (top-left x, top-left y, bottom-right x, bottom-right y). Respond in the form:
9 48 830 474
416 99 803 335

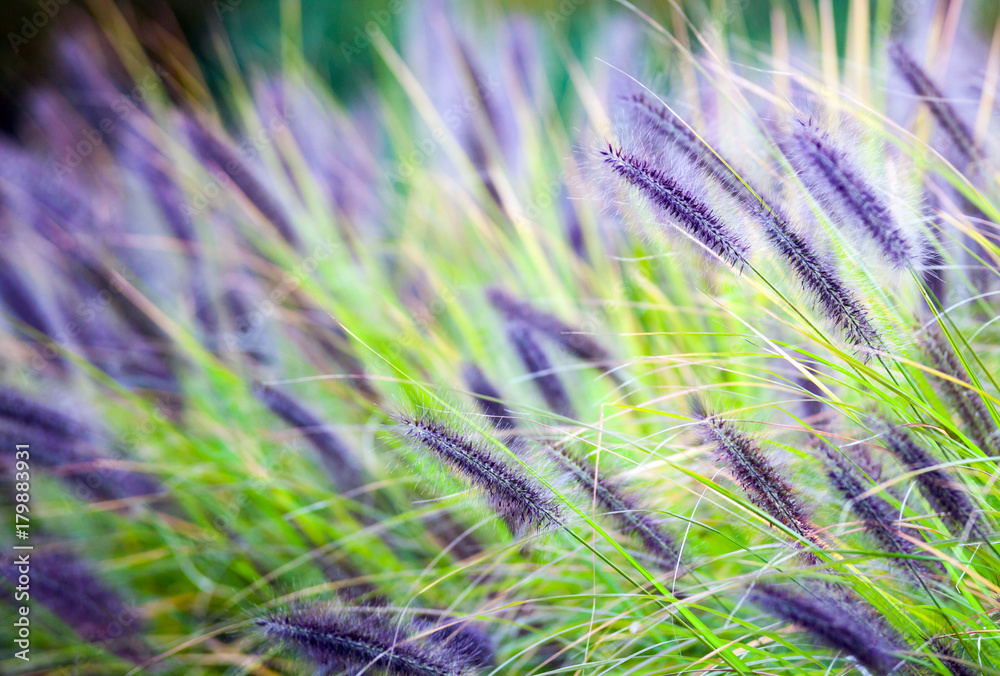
0 1 999 674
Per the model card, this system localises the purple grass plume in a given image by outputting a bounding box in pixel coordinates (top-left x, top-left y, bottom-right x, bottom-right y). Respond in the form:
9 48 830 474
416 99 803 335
921 225 948 304
821 441 937 581
462 363 517 431
920 328 999 455
888 42 981 167
127 138 221 344
930 637 978 676
0 262 62 349
628 93 739 190
0 419 164 504
760 200 882 349
182 115 299 248
879 423 988 542
505 322 577 420
752 584 906 675
547 444 682 571
561 187 588 260
602 143 749 268
486 287 618 381
396 415 560 536
785 120 914 269
0 389 163 504
253 382 363 491
414 615 496 670
256 604 482 675
224 281 277 366
754 196 882 352
0 386 94 441
632 95 881 351
691 398 817 547
1 549 149 664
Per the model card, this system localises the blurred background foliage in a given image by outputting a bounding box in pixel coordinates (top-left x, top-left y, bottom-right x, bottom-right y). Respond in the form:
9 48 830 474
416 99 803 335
0 0 998 673
1 0 997 128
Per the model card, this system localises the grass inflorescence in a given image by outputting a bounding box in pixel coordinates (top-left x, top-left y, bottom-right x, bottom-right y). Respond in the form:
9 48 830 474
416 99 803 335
0 2 999 675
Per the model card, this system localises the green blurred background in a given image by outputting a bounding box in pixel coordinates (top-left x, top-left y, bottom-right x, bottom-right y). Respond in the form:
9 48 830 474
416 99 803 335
0 0 997 128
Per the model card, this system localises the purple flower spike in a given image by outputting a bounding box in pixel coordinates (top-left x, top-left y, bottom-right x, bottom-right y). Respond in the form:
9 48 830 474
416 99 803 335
603 143 749 268
257 605 483 675
396 415 560 537
753 584 906 675
785 120 913 269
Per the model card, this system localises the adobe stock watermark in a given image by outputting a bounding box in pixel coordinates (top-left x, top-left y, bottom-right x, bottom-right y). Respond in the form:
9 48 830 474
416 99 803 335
214 0 245 17
339 1 405 63
8 0 70 54
875 0 922 40
181 111 297 223
199 438 300 543
16 265 138 383
382 73 500 185
547 0 586 27
513 178 562 228
701 0 752 44
11 443 32 662
51 64 172 181
220 235 339 353
385 281 459 362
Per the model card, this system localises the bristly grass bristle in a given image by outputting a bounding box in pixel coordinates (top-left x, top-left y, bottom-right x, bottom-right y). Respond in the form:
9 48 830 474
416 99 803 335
752 584 907 675
461 362 517 432
504 322 577 421
256 605 479 676
253 381 364 491
602 143 750 268
784 119 915 269
690 397 817 548
395 414 561 536
632 94 882 352
820 440 938 582
919 327 999 455
546 443 682 572
0 549 149 664
486 287 618 381
878 422 988 542
3 4 1000 675
888 41 981 167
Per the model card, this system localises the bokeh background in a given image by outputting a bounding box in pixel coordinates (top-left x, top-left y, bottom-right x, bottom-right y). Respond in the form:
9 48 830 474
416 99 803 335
1 0 999 673
2 0 998 128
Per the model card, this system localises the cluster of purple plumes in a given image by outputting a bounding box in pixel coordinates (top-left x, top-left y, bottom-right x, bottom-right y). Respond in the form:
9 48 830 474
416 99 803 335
0 10 996 675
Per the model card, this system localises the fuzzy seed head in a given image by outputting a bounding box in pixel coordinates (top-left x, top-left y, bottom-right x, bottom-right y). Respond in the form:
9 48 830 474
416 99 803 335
548 444 682 571
626 93 739 191
0 550 148 663
253 381 363 491
183 115 299 247
486 287 616 376
397 415 560 536
822 442 938 581
628 97 881 352
691 399 813 541
602 143 749 268
752 584 906 675
785 120 914 269
880 423 987 541
752 198 882 352
461 363 516 431
505 322 577 421
888 42 981 166
256 605 480 676
0 387 94 441
919 329 999 455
